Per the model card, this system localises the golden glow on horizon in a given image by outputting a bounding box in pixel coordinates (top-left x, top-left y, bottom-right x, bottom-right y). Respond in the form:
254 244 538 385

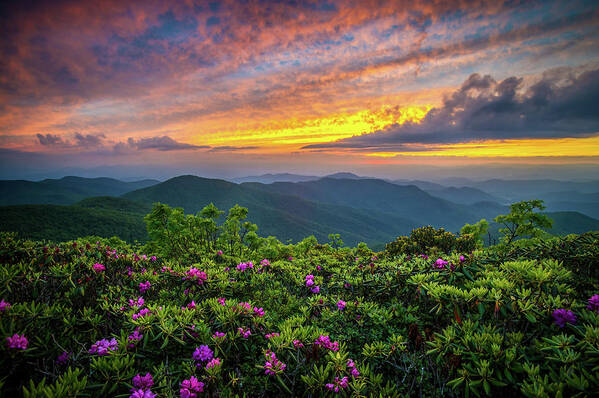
363 136 599 158
196 105 432 152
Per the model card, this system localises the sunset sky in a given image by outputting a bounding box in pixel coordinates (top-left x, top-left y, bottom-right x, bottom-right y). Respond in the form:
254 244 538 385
1 0 599 180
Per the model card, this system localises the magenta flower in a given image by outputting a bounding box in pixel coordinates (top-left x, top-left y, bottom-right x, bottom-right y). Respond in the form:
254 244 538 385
89 338 118 356
314 335 339 351
293 339 304 348
260 259 270 266
132 373 154 390
93 263 105 272
217 297 226 306
180 376 204 397
434 258 448 269
132 308 152 320
217 250 223 256
311 285 320 294
337 300 346 310
265 332 280 339
237 327 251 339
130 389 156 398
552 309 577 328
186 301 196 310
56 351 71 365
264 351 286 375
129 297 145 308
184 268 208 284
587 294 599 313
212 331 226 341
149 256 157 262
253 307 265 317
347 359 360 377
139 281 151 294
6 334 28 350
193 345 213 363
0 299 10 312
236 261 254 272
128 329 143 347
236 302 251 314
205 357 221 370
325 376 349 392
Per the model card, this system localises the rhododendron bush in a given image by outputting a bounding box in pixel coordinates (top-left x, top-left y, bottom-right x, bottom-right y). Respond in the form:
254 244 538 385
1 206 599 396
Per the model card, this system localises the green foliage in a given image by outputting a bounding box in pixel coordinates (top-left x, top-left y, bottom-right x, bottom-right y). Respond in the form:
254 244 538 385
1 201 598 397
461 219 490 247
494 200 554 244
385 225 477 257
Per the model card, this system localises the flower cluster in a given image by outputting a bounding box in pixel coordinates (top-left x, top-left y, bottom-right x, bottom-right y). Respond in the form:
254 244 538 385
130 372 156 397
237 261 254 272
236 302 252 314
587 294 599 313
237 327 251 339
337 300 346 310
180 376 204 398
265 332 279 339
217 297 226 306
56 351 71 365
192 345 214 363
89 338 118 356
260 259 270 267
253 307 265 317
128 328 143 348
306 274 320 293
293 339 304 348
552 309 577 328
184 268 207 284
6 334 28 350
314 335 339 351
264 350 286 375
305 274 315 287
0 299 10 312
205 357 221 370
129 297 145 308
132 308 152 320
93 263 105 272
325 376 349 393
139 281 151 294
212 331 226 341
434 258 448 269
347 359 360 377
186 301 196 310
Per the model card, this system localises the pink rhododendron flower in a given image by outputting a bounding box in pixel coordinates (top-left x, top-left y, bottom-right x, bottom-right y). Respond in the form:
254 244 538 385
192 345 213 362
264 350 286 375
253 307 265 317
129 297 144 308
89 338 118 355
139 281 151 294
293 339 304 348
337 300 346 310
311 286 320 294
237 327 251 339
314 335 339 351
132 373 154 390
180 376 204 397
217 297 226 306
93 263 105 272
6 334 28 350
0 299 10 312
206 357 221 369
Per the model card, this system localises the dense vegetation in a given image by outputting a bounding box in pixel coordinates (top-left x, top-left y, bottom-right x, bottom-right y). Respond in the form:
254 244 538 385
1 200 598 397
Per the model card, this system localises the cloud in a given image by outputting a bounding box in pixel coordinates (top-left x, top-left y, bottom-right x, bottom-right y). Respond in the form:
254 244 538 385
37 133 65 146
37 132 105 148
73 132 105 147
124 136 208 151
303 67 599 150
208 146 258 152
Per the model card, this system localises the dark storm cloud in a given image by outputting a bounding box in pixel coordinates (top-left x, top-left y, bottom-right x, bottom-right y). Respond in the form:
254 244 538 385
303 67 599 150
73 132 105 147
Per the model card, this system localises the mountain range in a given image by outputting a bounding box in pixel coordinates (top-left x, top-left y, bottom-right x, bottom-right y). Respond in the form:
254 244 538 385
0 173 597 246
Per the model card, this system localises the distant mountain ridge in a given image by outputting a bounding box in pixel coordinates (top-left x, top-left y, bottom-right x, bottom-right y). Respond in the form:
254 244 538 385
0 176 159 206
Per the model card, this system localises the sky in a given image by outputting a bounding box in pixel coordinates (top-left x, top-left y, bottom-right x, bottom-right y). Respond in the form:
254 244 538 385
1 0 599 181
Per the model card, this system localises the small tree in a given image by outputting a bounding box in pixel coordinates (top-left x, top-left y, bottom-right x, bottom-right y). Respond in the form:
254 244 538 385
460 219 489 247
494 200 553 244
